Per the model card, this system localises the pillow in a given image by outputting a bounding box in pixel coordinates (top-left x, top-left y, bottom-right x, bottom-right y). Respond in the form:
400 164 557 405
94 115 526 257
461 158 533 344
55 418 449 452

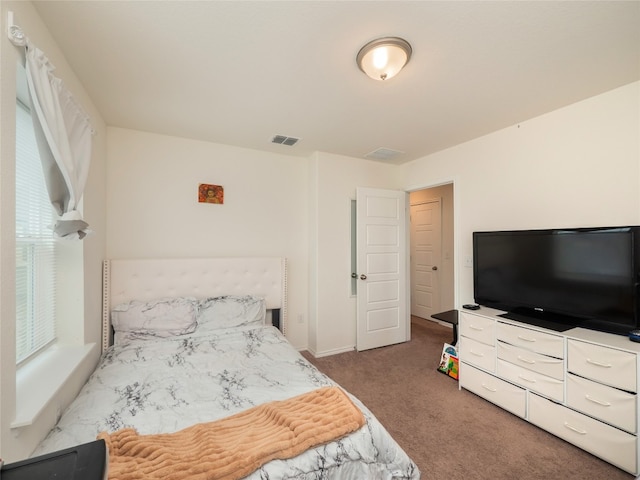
111 297 198 341
197 295 266 331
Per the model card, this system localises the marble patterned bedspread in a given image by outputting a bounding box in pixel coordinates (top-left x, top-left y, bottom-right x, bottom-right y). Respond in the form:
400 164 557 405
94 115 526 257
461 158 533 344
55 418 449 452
34 324 420 479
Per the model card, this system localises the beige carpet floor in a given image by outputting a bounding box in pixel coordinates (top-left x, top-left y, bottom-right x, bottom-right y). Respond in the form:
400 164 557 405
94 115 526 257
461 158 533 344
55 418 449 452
302 317 634 480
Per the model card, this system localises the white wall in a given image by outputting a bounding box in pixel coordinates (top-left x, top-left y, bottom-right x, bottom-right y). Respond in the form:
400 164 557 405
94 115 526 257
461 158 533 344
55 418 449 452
105 131 403 358
0 1 107 461
401 81 640 309
308 152 401 356
106 127 309 348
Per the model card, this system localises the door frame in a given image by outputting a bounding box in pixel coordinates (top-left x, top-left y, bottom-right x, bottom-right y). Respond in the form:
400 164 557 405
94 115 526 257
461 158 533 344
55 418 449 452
406 178 459 315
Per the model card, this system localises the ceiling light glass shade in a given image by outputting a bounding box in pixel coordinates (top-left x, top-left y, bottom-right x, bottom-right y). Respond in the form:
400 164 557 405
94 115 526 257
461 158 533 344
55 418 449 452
357 37 412 81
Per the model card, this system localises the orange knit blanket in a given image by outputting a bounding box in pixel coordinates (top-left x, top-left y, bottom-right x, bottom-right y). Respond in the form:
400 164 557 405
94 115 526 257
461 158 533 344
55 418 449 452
97 386 365 480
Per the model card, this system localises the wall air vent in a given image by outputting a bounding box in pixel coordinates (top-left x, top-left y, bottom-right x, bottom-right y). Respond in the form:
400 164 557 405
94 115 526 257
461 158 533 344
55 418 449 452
271 135 300 146
365 147 404 161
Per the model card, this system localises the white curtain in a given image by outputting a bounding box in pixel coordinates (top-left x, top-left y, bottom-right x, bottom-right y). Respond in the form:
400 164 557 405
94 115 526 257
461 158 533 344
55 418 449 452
24 41 93 240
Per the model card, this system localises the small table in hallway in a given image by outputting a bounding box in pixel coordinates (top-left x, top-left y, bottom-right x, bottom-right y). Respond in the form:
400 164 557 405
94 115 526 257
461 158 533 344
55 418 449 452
431 309 458 346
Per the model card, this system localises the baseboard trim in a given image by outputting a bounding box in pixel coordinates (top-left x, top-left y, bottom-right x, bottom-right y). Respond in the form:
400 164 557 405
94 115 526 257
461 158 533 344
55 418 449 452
305 345 355 358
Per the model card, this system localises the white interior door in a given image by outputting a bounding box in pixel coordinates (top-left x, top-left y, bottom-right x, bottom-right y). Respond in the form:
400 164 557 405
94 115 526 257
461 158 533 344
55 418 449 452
356 187 409 351
410 199 442 319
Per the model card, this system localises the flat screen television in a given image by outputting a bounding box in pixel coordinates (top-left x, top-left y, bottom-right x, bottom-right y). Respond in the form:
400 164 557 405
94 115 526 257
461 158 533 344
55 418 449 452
473 226 640 335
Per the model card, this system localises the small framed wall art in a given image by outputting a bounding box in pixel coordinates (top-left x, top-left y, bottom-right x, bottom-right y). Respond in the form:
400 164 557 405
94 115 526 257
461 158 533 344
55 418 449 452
198 184 224 204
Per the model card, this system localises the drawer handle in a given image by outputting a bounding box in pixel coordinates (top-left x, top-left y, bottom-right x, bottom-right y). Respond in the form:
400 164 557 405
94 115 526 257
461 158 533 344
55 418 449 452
563 422 587 435
517 355 536 365
586 358 612 368
518 374 536 384
469 325 485 331
481 383 497 393
517 335 536 342
470 350 485 358
539 358 562 364
585 394 611 407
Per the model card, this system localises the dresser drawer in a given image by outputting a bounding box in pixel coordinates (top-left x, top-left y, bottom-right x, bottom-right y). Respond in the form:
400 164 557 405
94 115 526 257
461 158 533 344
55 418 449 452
460 336 496 372
529 392 637 474
497 358 563 402
460 312 495 346
496 322 564 358
567 340 637 392
567 373 637 434
460 363 526 418
497 341 564 380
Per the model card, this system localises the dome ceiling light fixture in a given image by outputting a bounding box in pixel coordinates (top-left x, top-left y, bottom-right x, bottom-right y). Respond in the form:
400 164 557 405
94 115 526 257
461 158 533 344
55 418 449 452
356 37 412 81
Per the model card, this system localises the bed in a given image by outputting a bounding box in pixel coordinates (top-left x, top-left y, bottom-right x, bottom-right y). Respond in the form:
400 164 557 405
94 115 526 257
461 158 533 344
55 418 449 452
34 257 420 479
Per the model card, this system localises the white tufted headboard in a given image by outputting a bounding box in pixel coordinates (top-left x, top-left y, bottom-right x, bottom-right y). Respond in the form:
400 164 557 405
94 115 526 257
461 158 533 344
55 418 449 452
102 257 287 352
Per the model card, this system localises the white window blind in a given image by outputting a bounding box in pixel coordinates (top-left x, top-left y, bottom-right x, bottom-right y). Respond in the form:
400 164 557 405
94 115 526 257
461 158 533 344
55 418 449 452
15 98 57 364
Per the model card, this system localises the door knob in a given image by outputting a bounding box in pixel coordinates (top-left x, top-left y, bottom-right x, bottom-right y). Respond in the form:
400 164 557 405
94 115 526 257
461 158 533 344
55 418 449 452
432 266 438 271
360 274 367 280
351 273 357 278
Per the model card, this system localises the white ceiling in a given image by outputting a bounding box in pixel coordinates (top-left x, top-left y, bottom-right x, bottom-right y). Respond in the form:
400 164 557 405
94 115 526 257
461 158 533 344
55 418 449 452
32 1 640 165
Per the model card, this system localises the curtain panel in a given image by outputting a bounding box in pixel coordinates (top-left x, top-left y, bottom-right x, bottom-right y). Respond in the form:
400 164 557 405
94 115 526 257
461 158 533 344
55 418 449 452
24 42 94 240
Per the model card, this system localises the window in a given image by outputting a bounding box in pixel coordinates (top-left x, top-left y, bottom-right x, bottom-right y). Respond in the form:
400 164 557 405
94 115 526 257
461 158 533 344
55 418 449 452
15 94 58 364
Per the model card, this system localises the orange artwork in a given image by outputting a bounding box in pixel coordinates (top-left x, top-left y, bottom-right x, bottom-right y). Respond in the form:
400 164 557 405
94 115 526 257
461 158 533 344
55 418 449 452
198 184 224 204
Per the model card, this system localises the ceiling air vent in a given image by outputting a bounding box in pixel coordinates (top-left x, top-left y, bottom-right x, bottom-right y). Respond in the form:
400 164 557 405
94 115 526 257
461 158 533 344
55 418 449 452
364 147 404 161
271 135 300 146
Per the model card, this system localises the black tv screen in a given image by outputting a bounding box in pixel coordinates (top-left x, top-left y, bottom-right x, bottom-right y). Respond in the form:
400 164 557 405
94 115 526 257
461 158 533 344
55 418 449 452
473 226 640 335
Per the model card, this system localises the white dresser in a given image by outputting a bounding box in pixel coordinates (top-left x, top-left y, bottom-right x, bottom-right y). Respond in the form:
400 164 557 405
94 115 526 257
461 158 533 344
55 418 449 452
459 307 640 475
